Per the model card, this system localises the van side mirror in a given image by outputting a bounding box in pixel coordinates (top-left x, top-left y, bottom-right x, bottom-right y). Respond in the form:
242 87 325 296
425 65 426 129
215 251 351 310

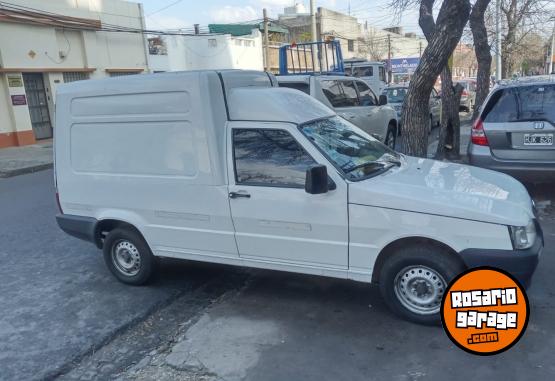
305 165 329 194
379 94 388 106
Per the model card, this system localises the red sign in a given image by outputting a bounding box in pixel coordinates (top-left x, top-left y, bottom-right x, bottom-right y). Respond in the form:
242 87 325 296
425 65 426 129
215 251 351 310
11 95 27 106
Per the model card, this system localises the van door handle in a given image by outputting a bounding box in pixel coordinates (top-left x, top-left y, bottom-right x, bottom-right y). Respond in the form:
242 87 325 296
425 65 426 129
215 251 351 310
229 192 251 199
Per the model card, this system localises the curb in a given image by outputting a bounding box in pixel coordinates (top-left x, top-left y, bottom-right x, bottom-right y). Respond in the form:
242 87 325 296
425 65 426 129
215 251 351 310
0 163 53 178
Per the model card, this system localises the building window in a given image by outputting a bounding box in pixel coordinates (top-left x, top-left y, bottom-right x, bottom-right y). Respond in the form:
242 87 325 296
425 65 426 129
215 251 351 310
235 39 242 46
63 72 89 83
208 39 217 48
347 39 355 52
244 40 254 47
109 72 139 77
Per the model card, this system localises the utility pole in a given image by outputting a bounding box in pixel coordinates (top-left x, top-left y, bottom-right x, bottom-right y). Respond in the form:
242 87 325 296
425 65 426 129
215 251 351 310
495 0 502 80
310 0 318 71
263 8 269 72
549 20 555 74
387 34 392 84
310 0 317 42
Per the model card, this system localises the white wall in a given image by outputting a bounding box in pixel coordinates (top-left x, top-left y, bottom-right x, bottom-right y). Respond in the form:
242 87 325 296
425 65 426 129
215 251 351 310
0 0 148 74
0 0 149 145
150 31 264 72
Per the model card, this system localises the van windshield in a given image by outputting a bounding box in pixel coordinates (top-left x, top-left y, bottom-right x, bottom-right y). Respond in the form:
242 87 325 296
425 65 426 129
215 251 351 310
300 116 401 181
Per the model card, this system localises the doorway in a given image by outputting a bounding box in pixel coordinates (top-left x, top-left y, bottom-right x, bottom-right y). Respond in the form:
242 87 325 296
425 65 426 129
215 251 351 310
22 73 52 140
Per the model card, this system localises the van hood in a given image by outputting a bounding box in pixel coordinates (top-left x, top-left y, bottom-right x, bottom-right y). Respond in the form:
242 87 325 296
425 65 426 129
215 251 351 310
348 156 534 226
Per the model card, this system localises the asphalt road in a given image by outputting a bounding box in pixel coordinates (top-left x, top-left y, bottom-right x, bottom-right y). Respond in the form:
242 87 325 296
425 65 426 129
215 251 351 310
1 169 554 381
0 170 245 380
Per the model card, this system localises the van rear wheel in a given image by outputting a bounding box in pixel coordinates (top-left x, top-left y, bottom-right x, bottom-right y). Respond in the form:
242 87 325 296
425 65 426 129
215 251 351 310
378 245 465 325
103 228 156 285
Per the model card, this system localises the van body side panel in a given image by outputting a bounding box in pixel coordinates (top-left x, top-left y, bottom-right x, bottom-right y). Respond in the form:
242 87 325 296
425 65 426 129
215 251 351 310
56 71 238 258
348 204 513 273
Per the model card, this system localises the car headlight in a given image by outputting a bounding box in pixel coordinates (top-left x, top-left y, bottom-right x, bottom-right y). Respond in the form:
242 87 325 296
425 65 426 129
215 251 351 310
509 220 537 250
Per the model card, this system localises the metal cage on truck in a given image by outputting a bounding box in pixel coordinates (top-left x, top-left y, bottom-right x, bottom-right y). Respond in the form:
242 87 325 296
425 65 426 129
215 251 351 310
279 41 345 76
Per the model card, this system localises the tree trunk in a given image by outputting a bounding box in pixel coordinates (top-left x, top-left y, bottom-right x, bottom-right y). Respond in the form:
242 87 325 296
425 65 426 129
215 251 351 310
400 0 471 157
470 0 492 121
435 67 464 160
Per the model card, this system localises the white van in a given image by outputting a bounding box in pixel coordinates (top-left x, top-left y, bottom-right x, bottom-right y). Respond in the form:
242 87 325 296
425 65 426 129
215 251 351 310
55 70 542 324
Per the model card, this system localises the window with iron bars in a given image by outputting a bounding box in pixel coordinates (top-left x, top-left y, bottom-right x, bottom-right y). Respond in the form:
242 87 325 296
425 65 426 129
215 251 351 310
63 72 90 83
109 72 140 77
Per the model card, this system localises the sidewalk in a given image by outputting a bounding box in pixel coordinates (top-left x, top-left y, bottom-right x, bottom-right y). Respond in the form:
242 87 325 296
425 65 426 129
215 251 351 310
0 140 53 178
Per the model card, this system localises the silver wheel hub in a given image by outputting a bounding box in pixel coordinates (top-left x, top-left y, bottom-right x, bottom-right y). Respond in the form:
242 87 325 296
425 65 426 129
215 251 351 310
394 265 446 315
112 240 141 276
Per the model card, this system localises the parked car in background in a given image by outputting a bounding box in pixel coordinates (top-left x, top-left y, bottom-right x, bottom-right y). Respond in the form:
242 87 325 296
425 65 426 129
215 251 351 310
382 84 441 134
468 75 555 182
277 75 399 149
456 79 477 112
344 59 388 95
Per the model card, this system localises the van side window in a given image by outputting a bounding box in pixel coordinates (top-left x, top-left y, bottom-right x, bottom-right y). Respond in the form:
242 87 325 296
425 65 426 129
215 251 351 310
233 129 316 187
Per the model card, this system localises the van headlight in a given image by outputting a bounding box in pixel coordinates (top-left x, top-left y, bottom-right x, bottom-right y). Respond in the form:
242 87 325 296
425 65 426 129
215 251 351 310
509 220 537 250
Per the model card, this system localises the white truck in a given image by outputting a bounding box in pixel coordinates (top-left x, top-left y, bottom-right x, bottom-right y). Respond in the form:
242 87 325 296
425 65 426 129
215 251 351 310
344 59 388 95
55 70 542 324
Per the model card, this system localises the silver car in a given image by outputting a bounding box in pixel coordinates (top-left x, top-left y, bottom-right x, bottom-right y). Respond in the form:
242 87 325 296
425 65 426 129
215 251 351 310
382 85 441 134
468 75 555 182
456 79 477 112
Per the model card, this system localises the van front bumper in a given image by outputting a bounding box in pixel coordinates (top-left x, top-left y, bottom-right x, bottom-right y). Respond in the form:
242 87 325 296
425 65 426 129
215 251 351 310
459 224 543 288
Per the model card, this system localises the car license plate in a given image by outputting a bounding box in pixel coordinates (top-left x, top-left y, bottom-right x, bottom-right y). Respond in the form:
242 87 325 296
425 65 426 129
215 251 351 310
523 133 553 146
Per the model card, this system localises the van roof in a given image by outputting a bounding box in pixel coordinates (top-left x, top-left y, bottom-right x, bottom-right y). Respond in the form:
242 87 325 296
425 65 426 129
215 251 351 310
228 87 334 124
56 70 276 95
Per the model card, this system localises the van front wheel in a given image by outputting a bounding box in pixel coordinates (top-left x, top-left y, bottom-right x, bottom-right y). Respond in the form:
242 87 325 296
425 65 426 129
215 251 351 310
103 228 156 285
378 245 465 325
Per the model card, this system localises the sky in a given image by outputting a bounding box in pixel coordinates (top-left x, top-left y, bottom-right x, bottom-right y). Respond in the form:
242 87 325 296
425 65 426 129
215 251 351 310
139 0 423 35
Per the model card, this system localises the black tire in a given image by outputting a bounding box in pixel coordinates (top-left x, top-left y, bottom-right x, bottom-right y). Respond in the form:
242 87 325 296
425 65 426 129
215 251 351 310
103 227 157 285
385 124 397 150
378 244 465 325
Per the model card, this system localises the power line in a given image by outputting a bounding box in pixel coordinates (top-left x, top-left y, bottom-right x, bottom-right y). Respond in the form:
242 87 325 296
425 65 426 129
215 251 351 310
147 0 185 17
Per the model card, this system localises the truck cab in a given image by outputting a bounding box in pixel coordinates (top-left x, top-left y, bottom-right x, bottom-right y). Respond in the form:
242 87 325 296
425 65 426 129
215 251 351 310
344 59 388 95
55 70 542 325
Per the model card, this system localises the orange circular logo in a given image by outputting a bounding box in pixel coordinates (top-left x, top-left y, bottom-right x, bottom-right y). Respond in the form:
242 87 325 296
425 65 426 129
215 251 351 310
441 267 529 355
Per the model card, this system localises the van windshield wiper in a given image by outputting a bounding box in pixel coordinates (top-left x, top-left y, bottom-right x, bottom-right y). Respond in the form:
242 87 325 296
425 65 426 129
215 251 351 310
344 161 395 174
